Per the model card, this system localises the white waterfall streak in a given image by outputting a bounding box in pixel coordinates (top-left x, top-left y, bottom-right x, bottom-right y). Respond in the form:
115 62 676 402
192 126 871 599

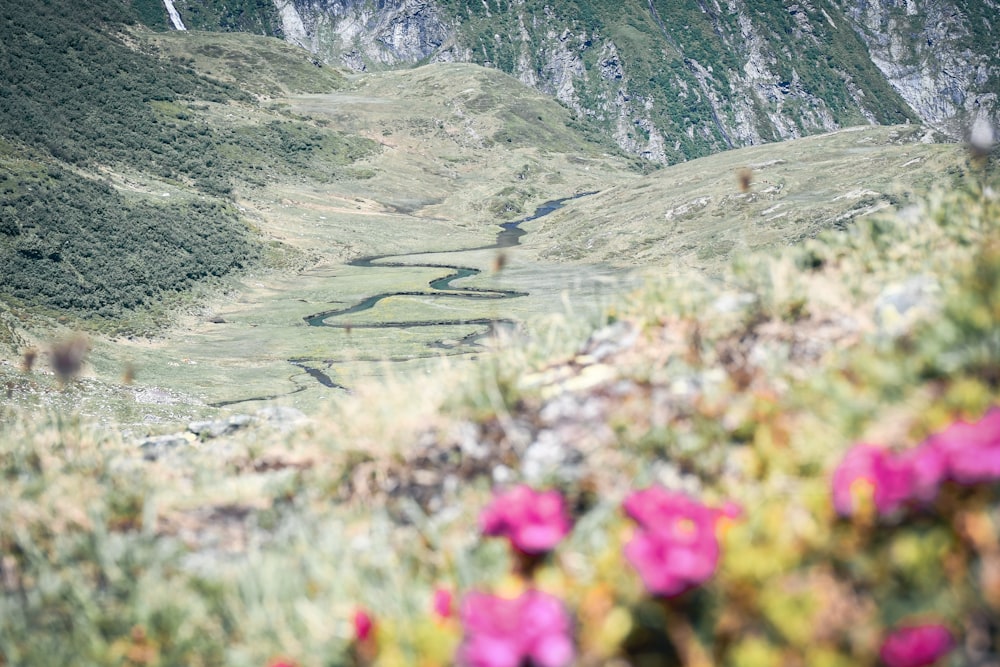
162 0 186 30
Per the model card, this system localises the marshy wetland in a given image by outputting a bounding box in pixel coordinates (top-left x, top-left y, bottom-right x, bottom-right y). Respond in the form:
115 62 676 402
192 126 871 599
167 192 629 409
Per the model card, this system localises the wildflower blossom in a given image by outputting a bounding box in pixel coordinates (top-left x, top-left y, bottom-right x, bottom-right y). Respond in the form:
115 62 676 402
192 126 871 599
433 587 454 620
457 589 574 667
353 609 375 642
832 409 1000 519
831 444 915 517
924 407 1000 484
897 442 948 503
623 486 715 530
479 485 571 554
622 487 723 597
879 623 954 667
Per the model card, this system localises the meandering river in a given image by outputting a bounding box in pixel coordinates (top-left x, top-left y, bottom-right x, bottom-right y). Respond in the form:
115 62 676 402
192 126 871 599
209 193 596 407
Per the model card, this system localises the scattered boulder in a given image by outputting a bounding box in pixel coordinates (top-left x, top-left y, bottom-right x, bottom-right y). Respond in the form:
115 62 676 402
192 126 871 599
188 414 253 439
139 432 196 461
255 406 309 431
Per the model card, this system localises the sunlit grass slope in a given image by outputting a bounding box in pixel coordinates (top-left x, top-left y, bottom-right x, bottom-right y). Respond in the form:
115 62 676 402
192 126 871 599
529 124 970 268
147 31 349 97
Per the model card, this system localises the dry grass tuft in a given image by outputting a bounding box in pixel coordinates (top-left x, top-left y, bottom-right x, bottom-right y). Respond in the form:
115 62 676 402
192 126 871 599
736 167 753 193
49 334 89 385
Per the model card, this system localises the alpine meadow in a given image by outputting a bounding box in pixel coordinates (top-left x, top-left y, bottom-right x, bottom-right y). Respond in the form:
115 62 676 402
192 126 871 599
0 1 998 666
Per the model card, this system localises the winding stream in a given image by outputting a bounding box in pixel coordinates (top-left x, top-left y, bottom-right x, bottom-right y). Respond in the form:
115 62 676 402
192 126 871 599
302 194 586 329
210 193 593 407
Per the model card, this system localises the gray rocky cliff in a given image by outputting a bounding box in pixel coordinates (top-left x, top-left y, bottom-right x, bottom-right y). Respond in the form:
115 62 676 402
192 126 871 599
258 0 996 161
836 0 999 139
273 0 460 70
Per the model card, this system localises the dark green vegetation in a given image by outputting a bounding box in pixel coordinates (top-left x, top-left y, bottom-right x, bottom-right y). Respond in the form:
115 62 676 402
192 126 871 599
170 0 282 34
1 1 237 192
0 0 373 323
437 0 915 160
0 162 255 318
130 0 170 31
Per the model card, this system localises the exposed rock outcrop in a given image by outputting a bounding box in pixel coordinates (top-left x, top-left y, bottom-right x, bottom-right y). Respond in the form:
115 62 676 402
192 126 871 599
257 0 998 160
274 0 455 69
837 0 999 139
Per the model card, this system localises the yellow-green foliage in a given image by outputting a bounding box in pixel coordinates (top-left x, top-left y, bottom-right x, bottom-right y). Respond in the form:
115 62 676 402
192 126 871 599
1 177 998 665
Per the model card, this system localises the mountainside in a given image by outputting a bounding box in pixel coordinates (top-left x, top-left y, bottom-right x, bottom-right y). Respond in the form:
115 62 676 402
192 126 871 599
0 23 976 414
526 124 969 267
0 0 374 330
162 0 999 162
843 0 1000 138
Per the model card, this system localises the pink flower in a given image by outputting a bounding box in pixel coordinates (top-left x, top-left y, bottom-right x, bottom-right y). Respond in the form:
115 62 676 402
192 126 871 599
715 501 744 522
924 407 1000 484
622 487 723 597
831 444 915 517
897 442 948 503
879 623 954 667
457 589 574 667
624 486 716 529
353 609 375 642
479 485 572 554
831 407 1000 518
433 587 454 620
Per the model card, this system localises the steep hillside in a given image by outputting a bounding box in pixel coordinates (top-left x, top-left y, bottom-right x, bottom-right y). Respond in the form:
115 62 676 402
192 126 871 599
0 0 374 328
840 0 1000 138
159 0 999 162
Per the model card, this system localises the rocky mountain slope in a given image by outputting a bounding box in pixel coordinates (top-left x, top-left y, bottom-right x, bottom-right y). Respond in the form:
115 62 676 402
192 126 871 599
161 0 998 163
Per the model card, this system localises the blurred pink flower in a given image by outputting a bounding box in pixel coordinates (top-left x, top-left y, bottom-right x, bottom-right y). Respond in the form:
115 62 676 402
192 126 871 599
353 608 375 642
457 589 574 667
924 407 1000 484
433 587 454 620
624 486 713 529
897 442 948 503
832 444 915 517
622 488 722 597
716 501 744 522
832 409 1000 518
879 623 954 667
479 485 572 554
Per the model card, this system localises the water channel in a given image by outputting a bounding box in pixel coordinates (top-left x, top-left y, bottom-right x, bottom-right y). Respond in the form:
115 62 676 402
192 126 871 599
209 193 598 407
